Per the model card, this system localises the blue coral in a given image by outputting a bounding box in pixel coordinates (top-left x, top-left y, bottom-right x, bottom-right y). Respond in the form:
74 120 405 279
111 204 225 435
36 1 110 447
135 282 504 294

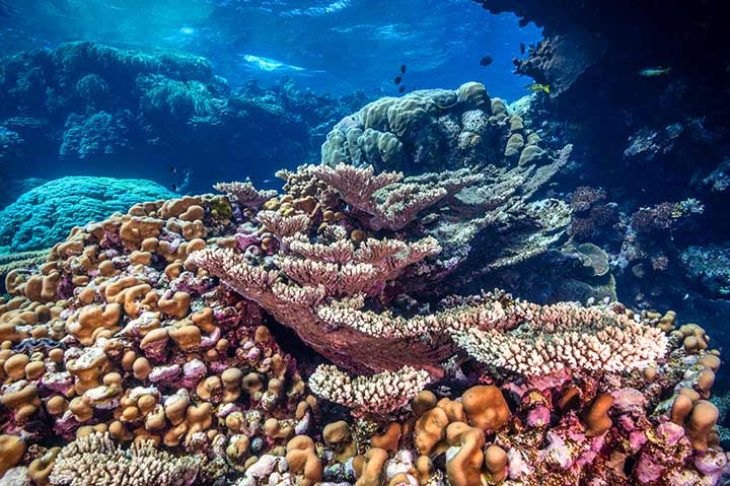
0 176 175 254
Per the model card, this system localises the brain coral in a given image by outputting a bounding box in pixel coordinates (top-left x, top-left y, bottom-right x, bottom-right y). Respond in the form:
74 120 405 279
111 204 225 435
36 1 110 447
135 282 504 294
0 176 175 254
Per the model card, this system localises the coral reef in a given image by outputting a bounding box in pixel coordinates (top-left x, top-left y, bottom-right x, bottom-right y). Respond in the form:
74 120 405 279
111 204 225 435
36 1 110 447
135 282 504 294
0 41 365 197
0 86 726 485
0 177 175 254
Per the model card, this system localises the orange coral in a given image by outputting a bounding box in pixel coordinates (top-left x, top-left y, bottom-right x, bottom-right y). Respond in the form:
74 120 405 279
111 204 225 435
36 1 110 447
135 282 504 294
583 393 614 437
445 422 485 486
285 435 323 486
462 385 510 431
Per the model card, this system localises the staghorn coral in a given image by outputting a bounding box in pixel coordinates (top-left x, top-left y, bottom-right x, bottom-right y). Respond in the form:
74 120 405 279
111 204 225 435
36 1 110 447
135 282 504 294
49 432 202 486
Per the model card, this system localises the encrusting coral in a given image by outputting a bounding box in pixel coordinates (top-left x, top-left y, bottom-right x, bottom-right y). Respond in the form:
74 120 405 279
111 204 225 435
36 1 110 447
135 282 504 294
0 83 727 485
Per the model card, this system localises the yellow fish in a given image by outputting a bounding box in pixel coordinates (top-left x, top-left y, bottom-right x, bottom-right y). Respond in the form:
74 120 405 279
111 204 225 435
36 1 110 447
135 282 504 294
527 83 550 94
638 67 671 77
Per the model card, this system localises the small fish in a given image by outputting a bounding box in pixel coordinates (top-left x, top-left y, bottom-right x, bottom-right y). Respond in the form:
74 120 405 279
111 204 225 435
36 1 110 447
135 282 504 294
394 76 402 85
262 178 274 184
520 42 526 55
479 56 493 67
168 165 177 174
400 64 406 74
527 83 550 94
518 17 529 27
638 66 671 77
398 86 406 93
171 183 178 192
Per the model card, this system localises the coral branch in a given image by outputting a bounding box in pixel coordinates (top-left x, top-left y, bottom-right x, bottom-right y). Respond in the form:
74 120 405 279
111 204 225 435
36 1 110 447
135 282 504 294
213 181 277 208
308 364 430 416
452 302 668 376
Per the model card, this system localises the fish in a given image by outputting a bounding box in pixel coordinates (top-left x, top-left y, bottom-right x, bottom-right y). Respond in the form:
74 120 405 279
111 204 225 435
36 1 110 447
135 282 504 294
168 165 177 174
527 83 550 94
171 184 178 192
400 64 406 74
520 42 526 55
399 86 406 93
638 66 671 77
394 76 402 85
518 17 529 27
479 56 493 67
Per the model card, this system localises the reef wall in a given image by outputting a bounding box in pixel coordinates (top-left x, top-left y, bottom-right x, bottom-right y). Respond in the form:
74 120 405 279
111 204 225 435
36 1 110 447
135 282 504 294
476 0 730 363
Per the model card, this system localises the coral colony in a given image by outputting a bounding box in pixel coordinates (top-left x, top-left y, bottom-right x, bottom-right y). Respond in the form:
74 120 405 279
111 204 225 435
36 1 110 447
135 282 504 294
0 82 726 486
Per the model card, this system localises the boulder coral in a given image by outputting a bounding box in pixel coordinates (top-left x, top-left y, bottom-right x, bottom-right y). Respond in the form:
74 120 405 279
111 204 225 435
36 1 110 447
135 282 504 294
322 81 545 175
0 176 175 254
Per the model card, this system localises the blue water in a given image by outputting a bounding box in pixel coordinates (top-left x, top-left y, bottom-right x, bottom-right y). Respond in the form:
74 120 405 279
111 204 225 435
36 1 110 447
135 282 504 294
0 0 540 100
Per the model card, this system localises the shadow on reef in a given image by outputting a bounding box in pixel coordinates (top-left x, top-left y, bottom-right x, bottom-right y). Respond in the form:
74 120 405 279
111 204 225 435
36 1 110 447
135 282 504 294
0 41 367 206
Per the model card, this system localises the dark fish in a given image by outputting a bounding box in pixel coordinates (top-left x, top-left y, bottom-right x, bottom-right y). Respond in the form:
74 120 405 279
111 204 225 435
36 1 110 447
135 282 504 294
168 165 177 173
400 64 406 74
520 42 526 55
518 17 529 27
399 86 406 93
479 56 493 67
394 76 402 85
171 184 178 192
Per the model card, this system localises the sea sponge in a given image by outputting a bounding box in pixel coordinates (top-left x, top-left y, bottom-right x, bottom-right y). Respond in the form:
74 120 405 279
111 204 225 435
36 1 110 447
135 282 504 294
462 385 510 431
445 422 485 486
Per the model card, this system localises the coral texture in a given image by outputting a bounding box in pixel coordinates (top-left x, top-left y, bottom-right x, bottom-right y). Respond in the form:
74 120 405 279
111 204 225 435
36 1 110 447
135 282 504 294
0 176 174 254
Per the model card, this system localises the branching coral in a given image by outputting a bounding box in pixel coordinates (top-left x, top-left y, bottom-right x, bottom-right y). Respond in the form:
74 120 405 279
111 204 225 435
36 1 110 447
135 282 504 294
308 364 430 417
49 433 202 486
311 163 483 231
453 301 668 376
213 181 277 208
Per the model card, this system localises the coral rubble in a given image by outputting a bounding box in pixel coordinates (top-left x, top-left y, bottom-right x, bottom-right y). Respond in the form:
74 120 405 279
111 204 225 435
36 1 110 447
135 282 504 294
0 83 726 485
